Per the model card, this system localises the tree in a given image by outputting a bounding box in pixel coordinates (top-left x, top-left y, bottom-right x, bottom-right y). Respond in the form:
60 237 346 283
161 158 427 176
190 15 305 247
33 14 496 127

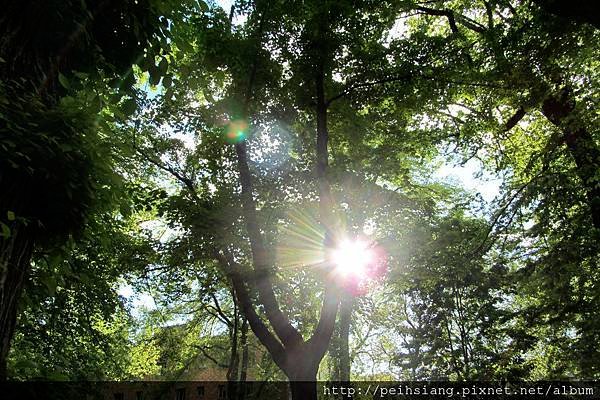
0 0 190 378
131 1 490 395
6 175 162 380
396 0 600 377
392 207 521 379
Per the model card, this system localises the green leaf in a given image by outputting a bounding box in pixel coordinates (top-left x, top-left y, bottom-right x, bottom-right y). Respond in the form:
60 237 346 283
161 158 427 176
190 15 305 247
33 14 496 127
0 222 10 238
162 75 173 88
58 73 70 89
149 64 161 86
158 58 168 76
122 98 137 116
197 0 209 12
41 275 58 297
90 95 103 113
73 71 89 80
14 359 38 371
175 38 194 54
46 369 69 380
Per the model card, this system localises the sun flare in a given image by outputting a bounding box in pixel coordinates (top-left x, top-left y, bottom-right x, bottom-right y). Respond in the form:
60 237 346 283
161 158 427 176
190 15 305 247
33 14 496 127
332 239 374 276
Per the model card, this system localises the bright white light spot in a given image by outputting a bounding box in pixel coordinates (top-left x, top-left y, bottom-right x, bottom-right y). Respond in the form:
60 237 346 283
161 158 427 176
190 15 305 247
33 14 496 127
332 239 374 276
383 16 410 47
434 157 501 203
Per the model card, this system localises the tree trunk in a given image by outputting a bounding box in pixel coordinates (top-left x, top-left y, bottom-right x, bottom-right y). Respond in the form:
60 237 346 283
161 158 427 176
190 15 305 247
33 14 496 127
541 89 600 230
283 343 324 400
237 318 248 400
220 6 340 396
0 224 34 380
227 310 239 400
336 294 353 399
339 295 352 383
288 362 319 400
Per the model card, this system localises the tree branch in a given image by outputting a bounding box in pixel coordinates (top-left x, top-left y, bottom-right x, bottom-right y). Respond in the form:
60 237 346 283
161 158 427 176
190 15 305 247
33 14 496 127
210 292 233 327
230 3 304 349
307 46 341 366
214 250 288 372
503 106 526 132
136 145 200 202
201 305 231 326
416 5 458 33
482 0 495 29
327 73 514 106
195 345 229 369
233 142 304 347
473 172 543 255
327 74 412 105
417 5 487 34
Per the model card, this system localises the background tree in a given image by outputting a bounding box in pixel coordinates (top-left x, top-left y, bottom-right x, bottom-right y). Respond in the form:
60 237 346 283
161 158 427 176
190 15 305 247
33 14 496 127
0 0 197 377
397 0 600 377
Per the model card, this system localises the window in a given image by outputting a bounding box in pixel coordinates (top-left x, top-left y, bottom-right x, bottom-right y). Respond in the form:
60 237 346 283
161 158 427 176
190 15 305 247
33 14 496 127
218 385 227 400
196 386 205 399
176 388 186 400
136 391 144 400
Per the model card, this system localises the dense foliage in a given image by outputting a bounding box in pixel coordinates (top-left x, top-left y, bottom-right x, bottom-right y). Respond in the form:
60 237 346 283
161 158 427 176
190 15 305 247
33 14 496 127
1 1 598 397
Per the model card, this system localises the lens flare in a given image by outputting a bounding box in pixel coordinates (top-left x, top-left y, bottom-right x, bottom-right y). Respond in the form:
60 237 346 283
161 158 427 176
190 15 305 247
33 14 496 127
226 119 248 142
332 239 373 277
330 237 387 296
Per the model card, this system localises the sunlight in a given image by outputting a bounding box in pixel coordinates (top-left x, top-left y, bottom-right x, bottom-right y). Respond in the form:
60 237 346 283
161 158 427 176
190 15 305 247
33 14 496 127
332 238 374 277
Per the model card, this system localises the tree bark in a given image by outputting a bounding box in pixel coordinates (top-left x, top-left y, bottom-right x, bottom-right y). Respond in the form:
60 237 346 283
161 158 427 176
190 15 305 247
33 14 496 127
287 357 319 400
306 26 341 366
222 260 287 372
0 224 33 380
541 88 600 230
226 307 239 400
234 141 304 348
338 295 352 384
237 318 249 400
